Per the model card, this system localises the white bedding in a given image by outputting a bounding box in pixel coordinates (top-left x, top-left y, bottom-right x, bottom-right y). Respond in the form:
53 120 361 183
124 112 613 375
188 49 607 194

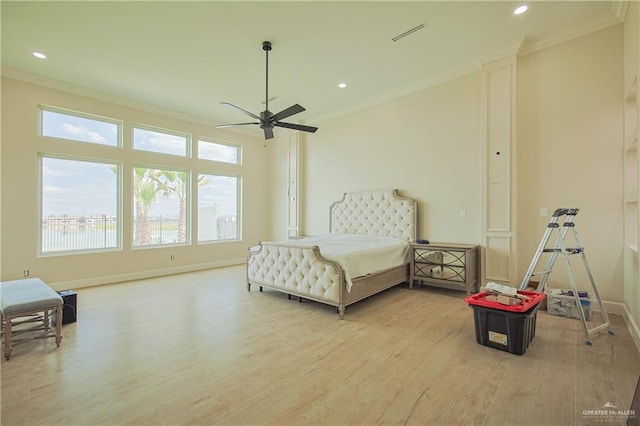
286 233 410 291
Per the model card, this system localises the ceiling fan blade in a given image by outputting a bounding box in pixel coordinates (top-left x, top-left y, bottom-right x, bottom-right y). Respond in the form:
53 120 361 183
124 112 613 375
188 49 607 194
270 104 306 122
220 102 261 121
215 122 258 128
273 121 318 133
263 126 274 140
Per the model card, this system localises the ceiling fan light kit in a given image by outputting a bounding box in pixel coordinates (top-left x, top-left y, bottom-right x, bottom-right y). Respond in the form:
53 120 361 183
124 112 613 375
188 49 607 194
216 41 318 140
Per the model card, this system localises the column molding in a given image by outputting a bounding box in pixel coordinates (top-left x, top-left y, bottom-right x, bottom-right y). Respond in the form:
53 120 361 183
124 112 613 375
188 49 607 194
481 55 517 285
287 133 300 238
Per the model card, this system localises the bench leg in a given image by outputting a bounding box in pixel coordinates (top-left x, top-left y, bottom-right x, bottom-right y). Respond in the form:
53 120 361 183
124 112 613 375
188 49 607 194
43 310 50 331
4 315 12 361
55 306 62 347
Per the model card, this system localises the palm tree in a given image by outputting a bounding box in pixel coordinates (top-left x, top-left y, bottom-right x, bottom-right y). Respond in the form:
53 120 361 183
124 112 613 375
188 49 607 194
152 171 208 243
109 165 160 246
152 170 185 243
133 167 159 245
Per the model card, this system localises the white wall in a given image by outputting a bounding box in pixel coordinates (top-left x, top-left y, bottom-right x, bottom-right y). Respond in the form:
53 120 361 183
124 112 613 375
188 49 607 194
516 25 624 302
0 77 271 288
301 72 482 244
624 1 639 94
623 0 640 342
297 25 624 302
0 75 3 281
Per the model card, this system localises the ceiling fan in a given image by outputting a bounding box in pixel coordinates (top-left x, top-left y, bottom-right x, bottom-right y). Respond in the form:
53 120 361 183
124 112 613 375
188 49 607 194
215 41 319 140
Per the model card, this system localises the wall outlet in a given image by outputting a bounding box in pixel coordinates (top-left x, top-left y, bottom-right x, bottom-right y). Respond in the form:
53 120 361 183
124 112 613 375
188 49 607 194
459 209 467 218
23 269 30 277
170 255 175 261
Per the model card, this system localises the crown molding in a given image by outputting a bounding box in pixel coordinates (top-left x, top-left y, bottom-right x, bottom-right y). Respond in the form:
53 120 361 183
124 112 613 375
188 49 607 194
1 66 216 128
1 66 288 142
309 14 621 125
476 37 526 66
519 15 622 56
611 0 630 22
308 62 481 124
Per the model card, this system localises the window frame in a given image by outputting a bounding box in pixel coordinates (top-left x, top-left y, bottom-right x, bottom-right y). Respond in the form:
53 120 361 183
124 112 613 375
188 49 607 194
39 105 122 148
131 164 192 249
197 137 242 165
36 105 244 257
132 123 191 158
196 172 242 244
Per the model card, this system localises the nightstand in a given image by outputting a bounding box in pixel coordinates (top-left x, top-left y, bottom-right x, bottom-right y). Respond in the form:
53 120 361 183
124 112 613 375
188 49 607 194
410 242 479 295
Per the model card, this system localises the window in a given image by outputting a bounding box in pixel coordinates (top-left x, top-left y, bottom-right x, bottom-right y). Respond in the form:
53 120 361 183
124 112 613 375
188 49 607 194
41 107 120 147
38 105 243 256
198 174 239 242
132 167 189 247
40 156 119 254
133 126 188 157
198 139 240 164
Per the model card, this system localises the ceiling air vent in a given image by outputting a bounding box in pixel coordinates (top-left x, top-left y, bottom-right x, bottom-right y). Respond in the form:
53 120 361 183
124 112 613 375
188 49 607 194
392 23 427 42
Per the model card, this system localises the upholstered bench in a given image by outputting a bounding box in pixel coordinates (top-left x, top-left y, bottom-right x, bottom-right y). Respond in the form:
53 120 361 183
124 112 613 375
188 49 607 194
0 278 63 360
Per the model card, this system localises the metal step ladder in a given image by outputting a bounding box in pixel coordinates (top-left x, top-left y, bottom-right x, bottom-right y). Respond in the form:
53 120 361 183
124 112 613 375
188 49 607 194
518 208 614 345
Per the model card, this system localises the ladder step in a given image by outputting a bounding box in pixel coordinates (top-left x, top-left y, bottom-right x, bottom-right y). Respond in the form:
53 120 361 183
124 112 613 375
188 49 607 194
531 270 552 276
542 247 583 254
588 323 611 336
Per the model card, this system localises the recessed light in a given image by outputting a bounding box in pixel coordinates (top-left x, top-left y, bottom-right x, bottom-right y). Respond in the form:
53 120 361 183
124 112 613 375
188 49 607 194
338 83 347 89
32 51 47 59
514 5 528 15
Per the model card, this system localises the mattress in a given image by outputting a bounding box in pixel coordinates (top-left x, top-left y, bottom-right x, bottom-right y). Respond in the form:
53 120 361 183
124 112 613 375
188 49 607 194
286 233 410 291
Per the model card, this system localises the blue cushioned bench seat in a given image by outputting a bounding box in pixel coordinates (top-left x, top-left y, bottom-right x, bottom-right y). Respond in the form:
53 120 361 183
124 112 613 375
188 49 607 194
0 278 63 360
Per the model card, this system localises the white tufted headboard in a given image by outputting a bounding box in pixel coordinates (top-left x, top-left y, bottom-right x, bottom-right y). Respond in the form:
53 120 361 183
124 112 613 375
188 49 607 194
329 189 416 242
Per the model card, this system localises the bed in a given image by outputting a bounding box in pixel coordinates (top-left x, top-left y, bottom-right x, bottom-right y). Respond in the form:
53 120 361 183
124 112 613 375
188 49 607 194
246 189 417 319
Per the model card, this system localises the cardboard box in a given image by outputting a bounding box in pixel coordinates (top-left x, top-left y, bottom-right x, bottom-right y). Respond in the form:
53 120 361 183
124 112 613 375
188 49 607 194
497 295 522 306
484 294 524 306
546 289 591 321
526 278 547 310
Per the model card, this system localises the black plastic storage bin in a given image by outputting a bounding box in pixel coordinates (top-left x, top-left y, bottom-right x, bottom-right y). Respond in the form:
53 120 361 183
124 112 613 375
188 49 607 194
466 291 544 355
57 290 77 324
470 302 539 355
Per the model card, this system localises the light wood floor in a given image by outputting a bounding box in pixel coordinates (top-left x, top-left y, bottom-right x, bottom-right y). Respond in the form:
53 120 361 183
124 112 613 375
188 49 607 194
1 265 639 426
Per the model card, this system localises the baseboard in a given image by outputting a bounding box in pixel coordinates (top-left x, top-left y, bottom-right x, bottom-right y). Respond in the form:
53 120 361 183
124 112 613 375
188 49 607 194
594 300 627 316
621 304 640 353
49 258 247 291
592 300 640 353
568 299 640 352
